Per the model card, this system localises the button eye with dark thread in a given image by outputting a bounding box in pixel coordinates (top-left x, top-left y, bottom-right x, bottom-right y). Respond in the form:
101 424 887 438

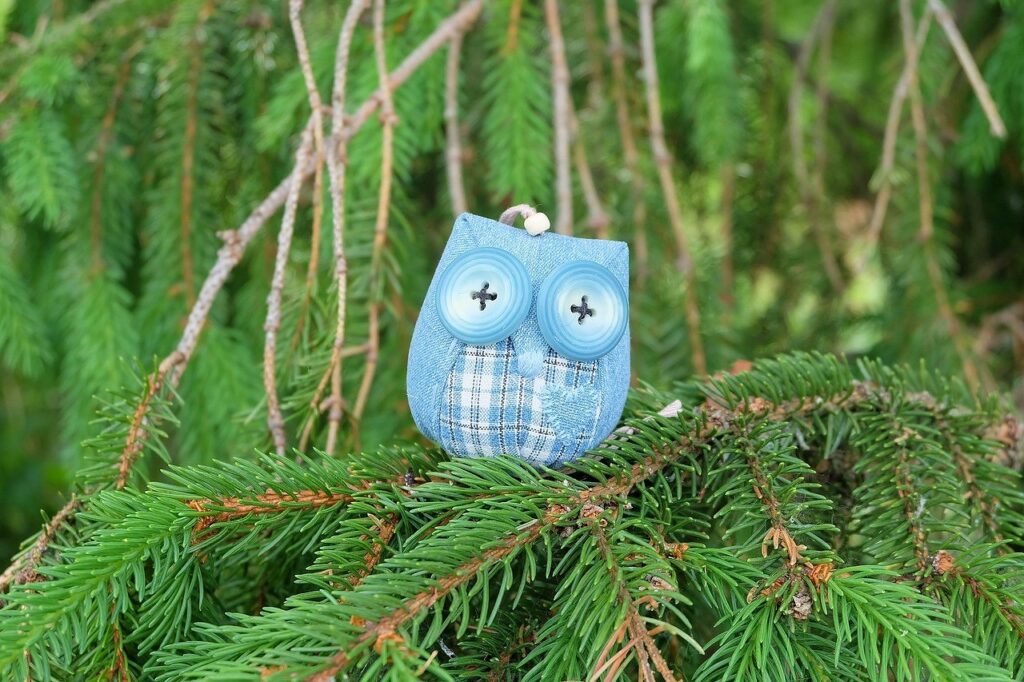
537 261 627 361
571 295 594 324
470 282 497 310
435 248 531 345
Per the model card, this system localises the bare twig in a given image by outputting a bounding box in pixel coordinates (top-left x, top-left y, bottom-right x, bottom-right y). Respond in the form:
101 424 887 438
899 0 981 390
720 162 736 312
858 9 933 273
581 0 607 112
787 0 844 293
290 0 329 351
305 0 486 453
571 107 611 238
352 0 397 432
179 1 216 308
321 0 373 455
604 0 648 280
928 0 1007 138
637 0 706 375
120 0 489 497
89 42 142 273
444 31 468 216
264 125 313 456
544 0 573 235
0 496 78 594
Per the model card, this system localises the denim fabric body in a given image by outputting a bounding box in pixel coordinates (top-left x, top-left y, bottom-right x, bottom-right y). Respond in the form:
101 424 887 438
407 213 630 467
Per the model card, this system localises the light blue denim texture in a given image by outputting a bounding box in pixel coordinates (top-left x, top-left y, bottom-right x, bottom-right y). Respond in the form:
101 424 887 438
407 212 630 467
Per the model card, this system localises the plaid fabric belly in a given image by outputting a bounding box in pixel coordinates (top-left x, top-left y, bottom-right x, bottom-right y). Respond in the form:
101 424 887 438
438 339 599 466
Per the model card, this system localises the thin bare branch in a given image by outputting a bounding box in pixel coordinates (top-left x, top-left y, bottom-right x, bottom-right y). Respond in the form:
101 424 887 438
720 162 736 311
444 31 468 216
0 496 78 594
787 0 844 293
544 0 573 235
290 0 328 352
179 2 216 307
305 0 486 453
264 125 313 455
89 42 141 273
604 0 648 280
321 0 372 455
571 107 611 238
859 9 932 273
352 0 397 432
928 0 1007 138
899 0 981 390
637 0 705 375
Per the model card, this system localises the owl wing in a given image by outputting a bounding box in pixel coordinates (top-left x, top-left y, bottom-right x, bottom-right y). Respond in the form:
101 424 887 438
406 214 481 441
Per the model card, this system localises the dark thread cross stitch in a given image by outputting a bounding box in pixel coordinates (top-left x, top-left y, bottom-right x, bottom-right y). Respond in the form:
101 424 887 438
571 296 594 324
471 282 498 310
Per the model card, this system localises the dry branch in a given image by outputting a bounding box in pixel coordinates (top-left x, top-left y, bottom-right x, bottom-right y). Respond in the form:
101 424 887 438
544 0 573 235
0 496 78 594
264 125 313 455
859 10 933 272
787 0 843 293
352 0 397 430
604 0 648 280
898 0 981 390
444 31 468 216
928 0 1006 139
637 0 705 375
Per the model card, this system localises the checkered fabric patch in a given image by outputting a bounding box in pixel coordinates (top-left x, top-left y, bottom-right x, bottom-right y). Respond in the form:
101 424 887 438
439 339 599 466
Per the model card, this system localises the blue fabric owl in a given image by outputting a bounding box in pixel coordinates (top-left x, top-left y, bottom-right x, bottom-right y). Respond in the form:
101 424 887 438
407 212 630 467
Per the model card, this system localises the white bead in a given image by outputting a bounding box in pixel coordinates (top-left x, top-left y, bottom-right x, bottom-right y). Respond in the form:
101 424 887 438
523 212 551 236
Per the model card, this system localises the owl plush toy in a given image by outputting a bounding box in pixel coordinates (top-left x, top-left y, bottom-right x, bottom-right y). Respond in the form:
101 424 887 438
407 211 630 467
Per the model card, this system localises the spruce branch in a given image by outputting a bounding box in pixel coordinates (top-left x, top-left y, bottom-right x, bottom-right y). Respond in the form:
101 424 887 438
591 523 678 682
186 488 355 537
544 0 573 235
637 0 705 375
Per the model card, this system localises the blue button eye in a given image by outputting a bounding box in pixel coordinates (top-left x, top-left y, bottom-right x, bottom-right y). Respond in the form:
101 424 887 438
537 261 628 361
435 247 532 345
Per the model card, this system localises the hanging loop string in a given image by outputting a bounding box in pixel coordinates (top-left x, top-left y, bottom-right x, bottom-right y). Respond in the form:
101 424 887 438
498 204 551 236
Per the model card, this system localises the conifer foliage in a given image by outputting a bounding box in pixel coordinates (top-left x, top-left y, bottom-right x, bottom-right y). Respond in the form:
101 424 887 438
1 0 1023 679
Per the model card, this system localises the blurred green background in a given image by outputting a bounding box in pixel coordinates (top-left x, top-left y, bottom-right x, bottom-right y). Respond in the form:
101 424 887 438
0 0 1022 564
